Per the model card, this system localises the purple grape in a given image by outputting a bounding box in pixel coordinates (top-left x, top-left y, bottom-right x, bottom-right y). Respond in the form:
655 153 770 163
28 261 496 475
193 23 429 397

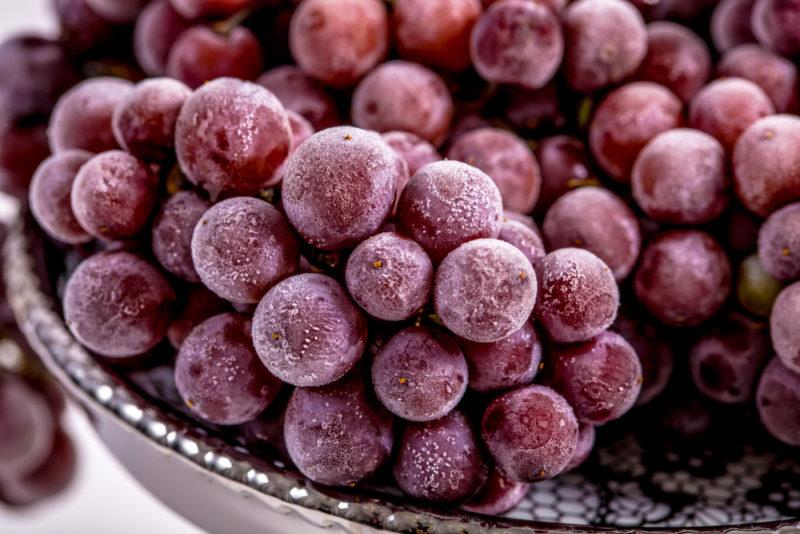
503 210 538 233
71 150 159 240
394 411 486 502
435 239 537 343
0 375 56 480
397 161 503 263
543 187 641 281
85 0 148 23
737 253 783 317
565 423 595 472
447 128 541 214
758 202 800 282
152 191 210 283
0 122 49 198
112 78 191 162
1 429 77 506
470 0 564 90
634 230 732 327
175 313 281 426
771 282 800 374
381 131 442 178
264 110 315 189
502 83 566 133
134 0 191 77
461 469 530 516
482 385 578 482
498 218 546 270
372 326 467 422
717 44 799 114
535 248 619 343
459 320 542 393
751 0 800 56
284 372 393 486
351 60 453 147
711 0 756 52
29 150 92 245
191 197 299 303
237 394 290 460
448 114 493 144
63 251 175 357
534 136 594 216
256 65 340 130
345 232 433 321
167 286 230 349
169 0 262 18
48 77 133 153
756 357 800 446
252 273 367 387
52 0 115 54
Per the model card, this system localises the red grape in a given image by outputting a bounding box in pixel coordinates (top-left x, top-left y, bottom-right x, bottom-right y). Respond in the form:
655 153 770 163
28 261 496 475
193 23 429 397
169 0 262 18
1 430 77 505
461 470 530 516
758 202 800 282
534 135 594 216
751 0 800 56
134 0 191 77
152 191 210 283
717 44 799 113
381 131 441 178
503 83 566 133
52 0 116 54
711 0 756 52
264 110 314 188
498 218 546 270
256 65 340 130
86 0 150 23
0 375 56 480
770 282 800 374
565 423 595 472
167 286 230 349
0 123 49 198
756 357 800 446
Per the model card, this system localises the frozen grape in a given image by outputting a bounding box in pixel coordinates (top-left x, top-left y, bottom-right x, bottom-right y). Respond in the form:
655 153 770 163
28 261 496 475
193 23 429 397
351 60 453 147
758 202 800 282
589 82 683 182
482 385 578 482
498 218 546 270
71 150 159 240
751 0 800 56
282 126 399 250
535 135 594 216
461 470 530 516
544 187 641 281
394 411 486 502
535 248 619 343
771 282 800 374
0 375 56 480
470 0 564 90
756 357 800 446
435 239 537 343
397 161 502 262
175 77 291 200
711 0 756 52
29 150 92 245
738 254 783 317
63 251 175 357
562 0 647 92
252 273 367 387
256 65 340 130
345 232 433 321
265 110 315 189
717 44 799 114
284 372 393 486
175 313 282 426
447 128 541 213
733 114 800 217
167 286 230 349
634 230 732 327
565 423 595 472
152 191 210 283
169 0 261 18
381 131 441 177
372 326 467 422
191 197 299 303
502 210 538 233
289 0 389 87
134 0 191 77
112 77 191 162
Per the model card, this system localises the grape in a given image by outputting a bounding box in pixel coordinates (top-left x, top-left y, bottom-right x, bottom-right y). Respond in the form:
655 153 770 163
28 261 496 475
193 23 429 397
733 114 800 217
175 313 281 426
0 375 56 480
284 372 393 486
503 83 566 133
169 0 262 18
562 0 647 92
447 128 541 213
543 187 641 281
756 357 800 446
63 251 175 357
29 150 92 245
482 0 567 8
351 60 453 147
289 0 389 88
86 0 150 23
237 393 290 459
459 320 541 393
52 0 116 53
589 82 683 183
48 77 133 153
371 326 467 422
711 0 756 52
503 210 538 232
256 65 340 130
191 197 299 303
751 0 800 56
134 1 191 77
167 26 264 89
167 286 230 349
1 430 77 506
393 411 486 502
461 470 530 516
0 123 50 198
635 22 711 102
688 77 775 151
535 248 619 343
263 110 315 189
252 273 367 386
282 127 399 250
634 230 732 327
728 204 762 255
397 161 503 262
689 312 770 404
738 254 783 316
771 282 800 374
393 0 481 72
345 232 433 321
381 131 441 178
175 77 291 200
112 77 192 162
470 0 564 90
482 385 578 482
534 136 594 216
758 203 800 283
717 44 799 113
152 192 210 283
71 150 159 240
565 423 595 472
498 218 546 270
435 239 537 343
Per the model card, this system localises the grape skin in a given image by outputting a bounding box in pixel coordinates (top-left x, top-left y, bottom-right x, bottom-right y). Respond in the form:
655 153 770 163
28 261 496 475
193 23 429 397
256 65 340 130
265 110 315 188
756 357 800 446
498 218 546 270
758 202 800 282
751 0 800 56
381 131 442 177
169 0 262 18
461 469 530 516
152 191 210 283
503 83 566 134
167 286 230 350
711 0 756 53
717 44 799 113
770 282 800 374
1 429 77 506
134 0 191 77
565 423 595 472
534 135 593 216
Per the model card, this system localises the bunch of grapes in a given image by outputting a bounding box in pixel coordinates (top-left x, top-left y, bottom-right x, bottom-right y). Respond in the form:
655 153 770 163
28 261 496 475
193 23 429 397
2 0 800 516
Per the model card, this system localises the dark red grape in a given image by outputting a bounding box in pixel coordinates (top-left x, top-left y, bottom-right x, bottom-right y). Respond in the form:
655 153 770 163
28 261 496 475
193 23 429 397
634 230 732 327
169 0 262 18
447 128 541 213
86 0 150 23
264 110 315 188
751 0 800 56
63 251 175 357
470 0 564 90
565 423 595 472
256 65 340 130
771 282 800 374
152 191 210 283
717 44 799 113
381 131 441 179
52 0 116 53
435 239 537 343
134 0 191 77
756 357 800 446
498 218 546 270
394 411 486 502
0 123 49 198
461 469 530 516
0 375 56 480
534 135 594 216
758 202 800 282
711 0 756 52
237 394 290 460
1 430 77 505
284 372 393 486
175 77 291 200
502 83 566 133
502 210 538 233
167 286 230 349
737 253 783 317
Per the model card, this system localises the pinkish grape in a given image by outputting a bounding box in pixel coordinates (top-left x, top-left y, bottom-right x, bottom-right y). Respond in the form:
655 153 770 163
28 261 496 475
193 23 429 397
758 202 800 282
381 131 442 178
756 357 800 446
717 44 799 114
167 286 230 349
498 218 546 270
565 423 595 472
711 0 756 52
502 83 566 133
770 282 800 374
461 470 530 516
256 65 340 130
169 0 262 18
0 375 56 480
751 0 800 56
134 0 191 77
535 135 594 216
152 191 210 283
265 110 315 188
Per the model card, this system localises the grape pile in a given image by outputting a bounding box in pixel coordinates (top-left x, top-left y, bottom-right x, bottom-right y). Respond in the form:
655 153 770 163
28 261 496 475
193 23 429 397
3 0 800 518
